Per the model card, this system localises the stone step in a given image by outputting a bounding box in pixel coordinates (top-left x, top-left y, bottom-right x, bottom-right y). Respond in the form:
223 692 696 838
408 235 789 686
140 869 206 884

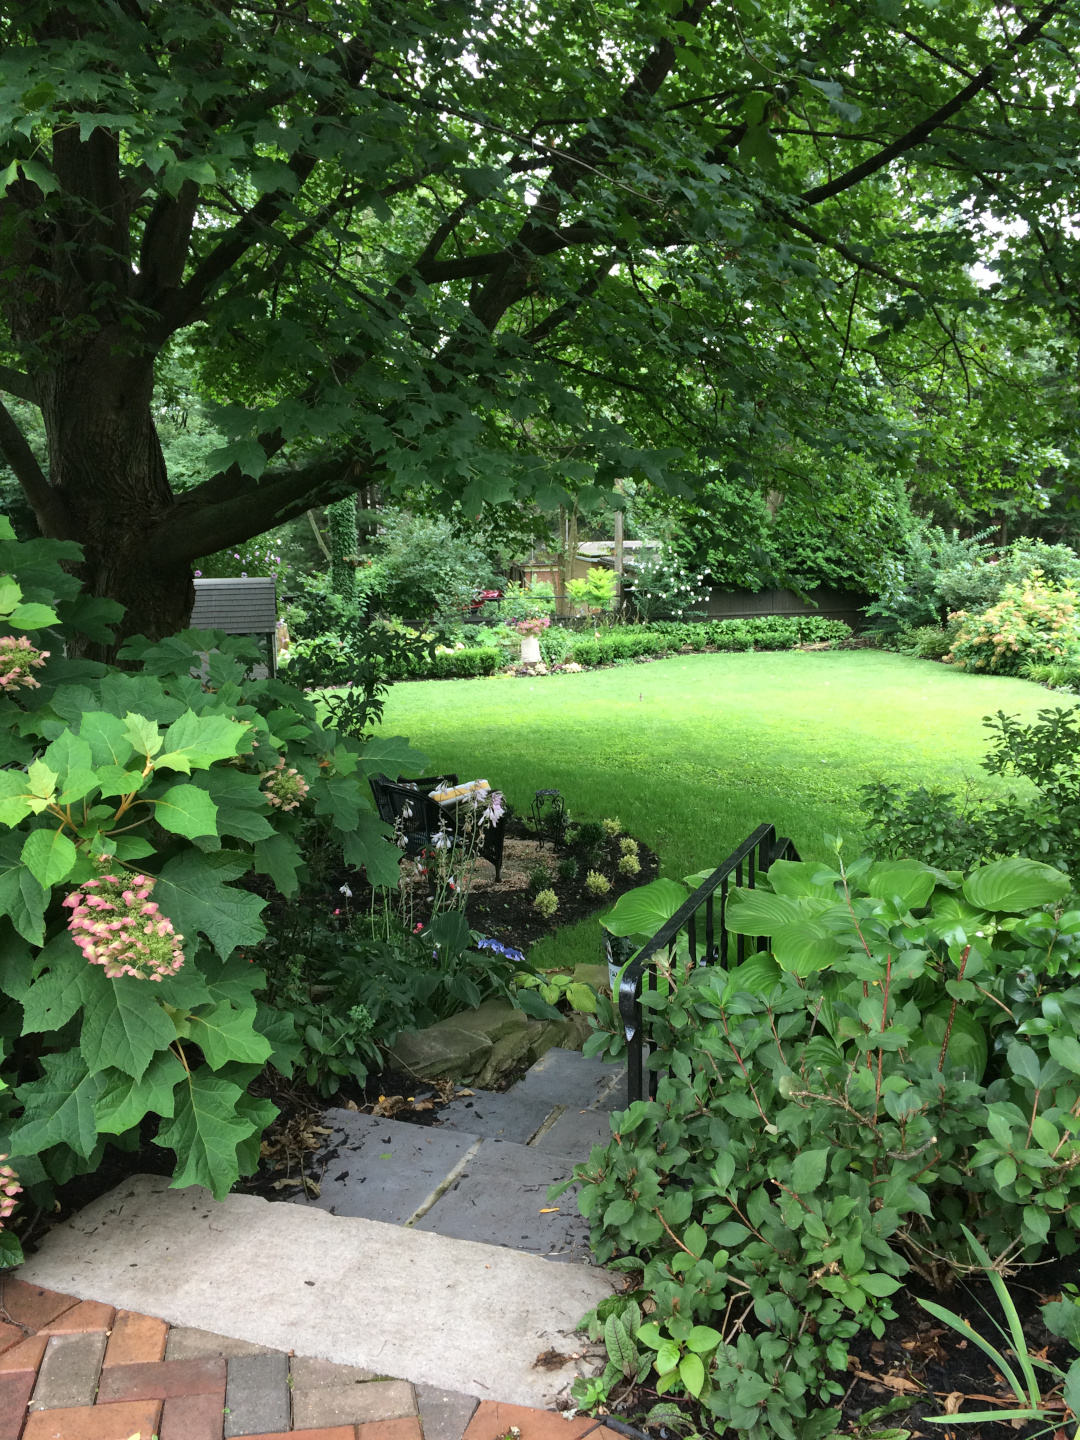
302 1112 590 1262
295 1050 626 1259
17 1173 613 1409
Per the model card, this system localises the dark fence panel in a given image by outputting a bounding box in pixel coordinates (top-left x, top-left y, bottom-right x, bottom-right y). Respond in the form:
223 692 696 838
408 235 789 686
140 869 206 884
704 587 866 628
614 823 800 1104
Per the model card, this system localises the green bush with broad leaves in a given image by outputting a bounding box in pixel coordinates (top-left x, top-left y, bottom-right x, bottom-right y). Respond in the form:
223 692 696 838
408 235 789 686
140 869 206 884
863 703 1080 876
557 847 1080 1439
0 519 425 1265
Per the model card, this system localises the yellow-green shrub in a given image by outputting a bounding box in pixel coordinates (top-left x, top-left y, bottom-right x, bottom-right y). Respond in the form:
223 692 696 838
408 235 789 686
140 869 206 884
947 573 1080 676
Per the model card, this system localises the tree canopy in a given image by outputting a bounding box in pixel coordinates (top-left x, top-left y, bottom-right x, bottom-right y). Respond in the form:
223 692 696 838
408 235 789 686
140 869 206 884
2 0 1080 638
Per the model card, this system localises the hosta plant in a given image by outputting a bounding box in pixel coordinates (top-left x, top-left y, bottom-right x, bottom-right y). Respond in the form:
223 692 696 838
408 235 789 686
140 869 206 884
562 846 1080 1438
0 518 425 1260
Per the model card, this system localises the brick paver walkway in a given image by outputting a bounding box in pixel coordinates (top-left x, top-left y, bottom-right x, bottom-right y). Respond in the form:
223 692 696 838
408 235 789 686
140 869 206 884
0 1279 619 1440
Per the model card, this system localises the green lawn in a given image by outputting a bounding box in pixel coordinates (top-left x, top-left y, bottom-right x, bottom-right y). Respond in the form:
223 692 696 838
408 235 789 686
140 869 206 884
372 650 1055 965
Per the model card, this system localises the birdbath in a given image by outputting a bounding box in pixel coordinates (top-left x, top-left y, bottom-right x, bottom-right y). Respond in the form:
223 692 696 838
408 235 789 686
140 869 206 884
515 616 550 665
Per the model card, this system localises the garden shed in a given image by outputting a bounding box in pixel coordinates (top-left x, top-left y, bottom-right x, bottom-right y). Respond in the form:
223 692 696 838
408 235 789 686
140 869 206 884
190 576 279 676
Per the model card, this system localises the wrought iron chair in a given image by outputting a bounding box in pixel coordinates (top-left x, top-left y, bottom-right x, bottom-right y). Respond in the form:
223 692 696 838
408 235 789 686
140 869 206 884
367 773 506 881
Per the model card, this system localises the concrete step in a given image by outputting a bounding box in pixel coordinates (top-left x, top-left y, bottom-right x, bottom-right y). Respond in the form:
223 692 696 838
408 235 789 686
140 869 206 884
17 1173 614 1408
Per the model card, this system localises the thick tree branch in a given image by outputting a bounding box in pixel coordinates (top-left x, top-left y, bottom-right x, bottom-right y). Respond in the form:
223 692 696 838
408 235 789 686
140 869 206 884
0 400 72 538
154 457 370 565
800 0 1068 206
524 254 619 345
153 35 375 337
0 367 38 404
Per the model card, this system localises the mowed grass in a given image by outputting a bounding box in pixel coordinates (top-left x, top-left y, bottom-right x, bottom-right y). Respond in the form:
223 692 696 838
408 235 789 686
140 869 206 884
372 650 1055 965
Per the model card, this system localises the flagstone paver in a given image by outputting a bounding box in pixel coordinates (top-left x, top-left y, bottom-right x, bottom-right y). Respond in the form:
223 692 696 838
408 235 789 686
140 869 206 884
29 1334 108 1410
292 1378 416 1429
223 1352 290 1437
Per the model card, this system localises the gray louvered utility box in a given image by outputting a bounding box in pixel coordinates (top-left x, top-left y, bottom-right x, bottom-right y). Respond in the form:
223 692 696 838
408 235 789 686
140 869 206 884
191 577 278 676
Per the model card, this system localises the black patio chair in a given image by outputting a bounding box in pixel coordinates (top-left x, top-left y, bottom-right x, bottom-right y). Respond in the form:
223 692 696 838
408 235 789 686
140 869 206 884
368 773 506 881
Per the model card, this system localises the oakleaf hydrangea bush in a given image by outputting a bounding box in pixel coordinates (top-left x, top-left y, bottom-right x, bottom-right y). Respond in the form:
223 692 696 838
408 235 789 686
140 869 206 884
564 847 1080 1438
0 517 425 1263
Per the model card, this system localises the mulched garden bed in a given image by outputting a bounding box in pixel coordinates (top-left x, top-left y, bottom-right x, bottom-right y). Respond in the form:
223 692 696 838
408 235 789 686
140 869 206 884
602 1257 1078 1439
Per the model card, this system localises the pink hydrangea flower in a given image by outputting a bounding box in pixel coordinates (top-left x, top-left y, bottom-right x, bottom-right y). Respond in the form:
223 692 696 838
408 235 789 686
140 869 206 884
63 873 184 981
0 1155 20 1224
260 757 309 812
0 634 49 691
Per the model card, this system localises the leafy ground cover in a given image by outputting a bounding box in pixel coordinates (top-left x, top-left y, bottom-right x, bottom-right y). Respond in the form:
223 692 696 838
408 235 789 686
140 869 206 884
374 650 1053 969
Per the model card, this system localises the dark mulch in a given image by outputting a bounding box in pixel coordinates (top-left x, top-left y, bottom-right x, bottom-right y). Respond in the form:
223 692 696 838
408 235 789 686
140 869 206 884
604 1256 1077 1439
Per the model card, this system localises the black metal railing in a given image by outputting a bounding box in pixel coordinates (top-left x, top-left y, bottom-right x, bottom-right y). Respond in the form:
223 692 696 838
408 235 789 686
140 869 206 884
615 823 800 1104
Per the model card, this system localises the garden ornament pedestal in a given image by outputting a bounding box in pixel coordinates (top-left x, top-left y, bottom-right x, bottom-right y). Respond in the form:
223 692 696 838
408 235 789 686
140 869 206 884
519 634 541 664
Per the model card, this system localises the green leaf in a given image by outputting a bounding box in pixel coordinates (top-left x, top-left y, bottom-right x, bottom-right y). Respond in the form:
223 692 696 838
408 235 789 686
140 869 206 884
0 835 47 945
123 711 163 761
20 932 86 1032
679 1352 706 1398
0 772 39 828
11 1050 106 1159
0 576 21 613
868 863 938 910
791 1149 830 1192
341 811 400 888
772 921 846 976
355 734 429 778
78 967 178 1081
684 1222 707 1258
723 952 782 997
723 887 802 936
911 1002 988 1080
154 849 266 958
43 732 95 790
312 773 363 831
155 1068 257 1200
601 878 688 937
77 712 135 768
197 952 264 1011
0 924 33 1001
252 832 303 897
254 1002 302 1078
20 827 77 888
188 1001 272 1070
859 1273 903 1297
1042 1299 1080 1349
94 1050 186 1133
234 1092 278 1176
192 769 273 841
152 783 219 839
686 1325 722 1353
9 601 58 629
1049 1034 1080 1075
155 711 249 773
768 859 839 900
682 868 715 888
963 858 1070 913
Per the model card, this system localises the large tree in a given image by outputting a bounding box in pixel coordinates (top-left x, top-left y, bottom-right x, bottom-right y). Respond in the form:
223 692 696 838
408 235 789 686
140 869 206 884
2 0 1079 648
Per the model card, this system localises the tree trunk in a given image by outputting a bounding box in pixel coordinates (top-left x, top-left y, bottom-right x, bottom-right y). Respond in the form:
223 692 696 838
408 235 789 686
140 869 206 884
41 343 194 658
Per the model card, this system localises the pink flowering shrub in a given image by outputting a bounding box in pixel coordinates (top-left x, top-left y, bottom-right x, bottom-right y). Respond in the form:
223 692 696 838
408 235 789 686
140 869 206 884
63 873 185 980
0 1155 21 1223
514 616 550 637
261 757 310 811
0 634 49 691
